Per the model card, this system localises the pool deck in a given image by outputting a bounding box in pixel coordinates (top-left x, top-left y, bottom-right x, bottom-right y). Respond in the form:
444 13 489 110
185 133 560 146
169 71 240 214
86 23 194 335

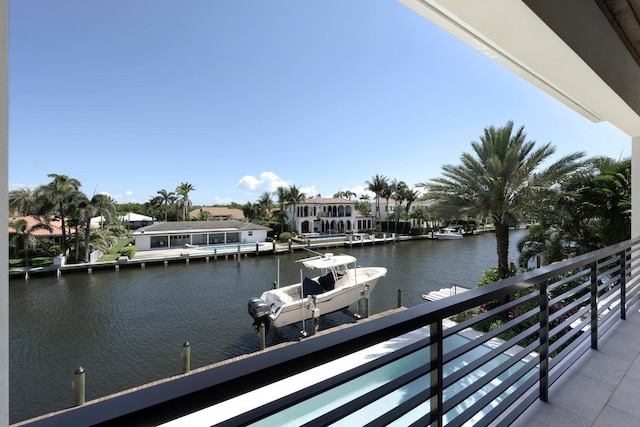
511 303 640 426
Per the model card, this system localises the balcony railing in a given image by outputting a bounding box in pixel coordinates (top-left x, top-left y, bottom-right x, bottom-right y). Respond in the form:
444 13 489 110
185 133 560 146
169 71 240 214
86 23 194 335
23 237 640 426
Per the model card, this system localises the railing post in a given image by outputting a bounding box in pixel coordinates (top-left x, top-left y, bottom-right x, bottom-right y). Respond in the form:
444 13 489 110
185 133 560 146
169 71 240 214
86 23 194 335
539 280 549 402
429 320 443 427
590 261 599 350
397 289 402 308
619 250 627 320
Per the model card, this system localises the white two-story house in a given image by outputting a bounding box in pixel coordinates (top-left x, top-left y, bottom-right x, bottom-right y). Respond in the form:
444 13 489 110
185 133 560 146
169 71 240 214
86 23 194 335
286 197 373 235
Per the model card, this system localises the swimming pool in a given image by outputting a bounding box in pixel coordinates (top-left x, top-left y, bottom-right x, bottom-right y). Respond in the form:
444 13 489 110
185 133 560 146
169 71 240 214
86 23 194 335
160 325 538 426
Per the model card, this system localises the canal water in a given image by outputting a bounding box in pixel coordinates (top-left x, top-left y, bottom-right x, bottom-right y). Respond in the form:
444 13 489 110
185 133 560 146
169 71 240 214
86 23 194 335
9 230 527 423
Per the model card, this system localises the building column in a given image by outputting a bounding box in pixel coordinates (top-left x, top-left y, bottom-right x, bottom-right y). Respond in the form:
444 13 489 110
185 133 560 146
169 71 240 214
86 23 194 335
1 1 8 425
632 136 640 238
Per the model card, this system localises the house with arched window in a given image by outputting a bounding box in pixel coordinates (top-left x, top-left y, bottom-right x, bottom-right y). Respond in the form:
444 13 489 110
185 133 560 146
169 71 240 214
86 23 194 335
286 197 367 235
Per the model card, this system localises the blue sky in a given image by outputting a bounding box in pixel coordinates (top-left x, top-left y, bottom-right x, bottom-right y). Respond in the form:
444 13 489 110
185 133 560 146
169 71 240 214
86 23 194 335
9 1 630 206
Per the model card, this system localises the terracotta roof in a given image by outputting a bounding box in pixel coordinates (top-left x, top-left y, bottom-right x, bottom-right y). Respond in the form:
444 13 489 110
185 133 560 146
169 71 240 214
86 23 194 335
188 207 245 220
8 215 95 236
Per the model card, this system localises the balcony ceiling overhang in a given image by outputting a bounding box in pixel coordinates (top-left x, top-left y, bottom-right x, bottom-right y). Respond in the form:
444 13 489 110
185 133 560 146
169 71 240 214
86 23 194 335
399 0 640 137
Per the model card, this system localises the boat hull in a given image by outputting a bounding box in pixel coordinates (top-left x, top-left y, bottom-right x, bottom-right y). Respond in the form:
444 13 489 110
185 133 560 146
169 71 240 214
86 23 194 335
252 266 386 330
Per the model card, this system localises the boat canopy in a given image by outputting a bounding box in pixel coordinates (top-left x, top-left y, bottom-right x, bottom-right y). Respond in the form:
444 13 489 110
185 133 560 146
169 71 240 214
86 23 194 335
300 254 356 270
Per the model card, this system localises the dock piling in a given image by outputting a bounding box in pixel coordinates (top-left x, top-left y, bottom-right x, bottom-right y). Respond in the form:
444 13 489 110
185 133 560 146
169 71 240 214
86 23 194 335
74 367 85 406
182 342 191 374
259 323 266 350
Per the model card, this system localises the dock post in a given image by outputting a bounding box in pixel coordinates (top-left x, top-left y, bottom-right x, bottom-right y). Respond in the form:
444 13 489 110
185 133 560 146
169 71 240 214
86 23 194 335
288 239 292 253
114 265 119 271
141 263 146 269
397 289 403 308
311 295 319 335
88 268 92 274
74 367 85 406
164 260 168 266
272 239 276 254
259 323 266 350
24 270 29 280
365 285 370 318
256 241 259 256
182 342 191 374
237 245 241 264
214 249 217 261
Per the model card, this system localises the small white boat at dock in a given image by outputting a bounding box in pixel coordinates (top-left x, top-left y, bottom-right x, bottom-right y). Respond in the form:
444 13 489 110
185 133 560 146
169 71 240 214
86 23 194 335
248 253 386 332
434 227 463 240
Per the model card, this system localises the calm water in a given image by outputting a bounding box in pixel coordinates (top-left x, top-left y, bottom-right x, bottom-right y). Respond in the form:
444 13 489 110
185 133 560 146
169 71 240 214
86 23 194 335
9 230 526 423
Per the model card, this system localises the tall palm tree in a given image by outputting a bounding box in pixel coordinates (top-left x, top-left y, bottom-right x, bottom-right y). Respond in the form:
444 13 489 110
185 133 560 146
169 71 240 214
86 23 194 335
390 179 408 233
287 185 306 232
274 186 289 233
82 193 116 262
9 218 53 268
366 174 388 221
152 189 176 221
9 188 39 215
34 174 82 256
424 121 585 279
176 182 196 220
257 191 274 219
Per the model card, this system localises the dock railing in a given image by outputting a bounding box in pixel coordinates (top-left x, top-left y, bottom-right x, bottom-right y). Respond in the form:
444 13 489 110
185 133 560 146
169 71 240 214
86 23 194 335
21 237 640 426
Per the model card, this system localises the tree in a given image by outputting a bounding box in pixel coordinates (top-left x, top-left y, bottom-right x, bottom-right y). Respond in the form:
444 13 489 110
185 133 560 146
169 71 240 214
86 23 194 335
82 193 116 262
424 121 585 279
176 182 196 220
9 188 39 215
9 218 53 268
366 174 388 221
274 186 289 234
34 174 82 256
517 156 631 266
152 189 176 222
256 191 274 220
286 185 306 232
390 179 408 233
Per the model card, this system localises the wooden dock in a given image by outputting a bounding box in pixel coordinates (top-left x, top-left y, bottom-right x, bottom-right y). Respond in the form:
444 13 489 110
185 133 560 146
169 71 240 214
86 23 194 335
422 285 469 301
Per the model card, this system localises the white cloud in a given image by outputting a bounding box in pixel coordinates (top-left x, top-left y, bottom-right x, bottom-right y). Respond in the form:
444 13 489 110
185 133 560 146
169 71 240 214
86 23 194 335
237 172 289 193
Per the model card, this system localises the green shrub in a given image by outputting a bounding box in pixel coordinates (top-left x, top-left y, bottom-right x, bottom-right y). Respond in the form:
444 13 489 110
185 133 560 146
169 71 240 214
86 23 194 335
278 232 295 242
118 245 137 259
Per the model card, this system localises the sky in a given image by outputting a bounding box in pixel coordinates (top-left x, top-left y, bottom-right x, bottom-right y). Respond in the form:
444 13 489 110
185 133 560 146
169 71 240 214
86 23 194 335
8 1 631 207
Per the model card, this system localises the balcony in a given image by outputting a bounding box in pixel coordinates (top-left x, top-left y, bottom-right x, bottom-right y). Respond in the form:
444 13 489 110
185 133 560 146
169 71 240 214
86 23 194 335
18 237 640 426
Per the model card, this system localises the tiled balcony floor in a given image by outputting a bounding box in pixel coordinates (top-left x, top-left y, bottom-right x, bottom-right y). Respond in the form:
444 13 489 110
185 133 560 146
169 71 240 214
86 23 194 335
511 304 640 426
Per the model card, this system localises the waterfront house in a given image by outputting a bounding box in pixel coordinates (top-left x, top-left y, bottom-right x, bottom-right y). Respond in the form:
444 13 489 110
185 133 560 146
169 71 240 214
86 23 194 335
130 220 270 251
119 212 155 229
286 196 366 234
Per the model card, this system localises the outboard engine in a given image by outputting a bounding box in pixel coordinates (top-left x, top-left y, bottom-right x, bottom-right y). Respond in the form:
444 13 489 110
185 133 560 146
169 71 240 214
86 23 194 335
248 297 271 333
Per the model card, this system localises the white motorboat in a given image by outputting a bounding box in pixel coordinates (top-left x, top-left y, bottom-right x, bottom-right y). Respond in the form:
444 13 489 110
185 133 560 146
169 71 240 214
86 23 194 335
434 227 463 240
248 253 386 332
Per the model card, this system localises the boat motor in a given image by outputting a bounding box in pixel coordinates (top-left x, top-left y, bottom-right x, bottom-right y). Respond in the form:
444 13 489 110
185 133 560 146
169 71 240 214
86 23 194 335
248 297 271 332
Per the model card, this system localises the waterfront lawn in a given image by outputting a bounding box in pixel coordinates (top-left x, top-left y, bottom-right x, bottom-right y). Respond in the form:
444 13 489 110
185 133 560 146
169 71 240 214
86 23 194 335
97 237 135 262
9 257 53 269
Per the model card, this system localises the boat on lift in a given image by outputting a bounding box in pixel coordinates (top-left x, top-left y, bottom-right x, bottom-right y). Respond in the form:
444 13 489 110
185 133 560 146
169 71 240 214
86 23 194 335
248 253 387 333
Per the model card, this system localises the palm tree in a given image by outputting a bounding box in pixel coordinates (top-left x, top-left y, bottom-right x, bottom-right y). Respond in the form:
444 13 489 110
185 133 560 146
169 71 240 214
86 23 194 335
152 189 176 221
82 193 116 262
390 179 408 233
403 188 420 225
424 121 585 279
286 185 306 232
9 218 53 268
366 174 388 221
274 186 289 234
176 182 196 220
257 191 274 219
34 174 82 256
9 188 39 215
